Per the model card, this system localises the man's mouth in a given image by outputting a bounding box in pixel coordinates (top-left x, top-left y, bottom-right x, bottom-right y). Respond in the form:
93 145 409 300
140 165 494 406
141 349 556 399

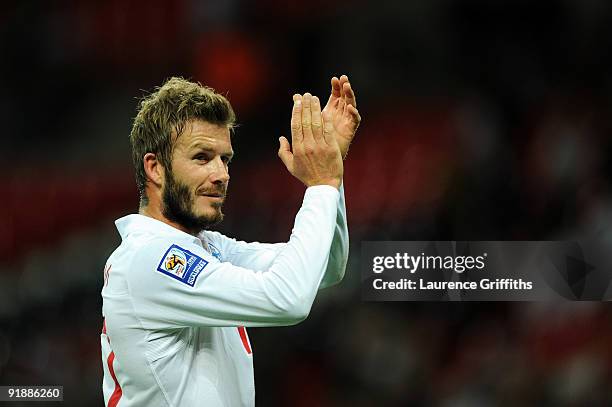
199 192 226 199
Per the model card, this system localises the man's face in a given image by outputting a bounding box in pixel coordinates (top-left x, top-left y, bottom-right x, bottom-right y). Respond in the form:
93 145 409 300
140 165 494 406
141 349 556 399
161 120 233 232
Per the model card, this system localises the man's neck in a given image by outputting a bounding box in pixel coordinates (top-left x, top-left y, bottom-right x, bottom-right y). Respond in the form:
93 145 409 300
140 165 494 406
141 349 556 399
139 205 197 236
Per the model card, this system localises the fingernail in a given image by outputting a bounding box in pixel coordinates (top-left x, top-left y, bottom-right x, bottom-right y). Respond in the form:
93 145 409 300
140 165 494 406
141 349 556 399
313 96 319 104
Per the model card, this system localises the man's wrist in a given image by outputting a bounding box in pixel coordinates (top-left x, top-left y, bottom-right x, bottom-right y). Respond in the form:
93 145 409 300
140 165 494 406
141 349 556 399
305 184 342 198
306 179 341 190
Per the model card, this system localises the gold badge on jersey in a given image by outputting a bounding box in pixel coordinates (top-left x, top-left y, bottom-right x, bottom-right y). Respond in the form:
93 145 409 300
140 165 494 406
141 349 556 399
162 248 187 277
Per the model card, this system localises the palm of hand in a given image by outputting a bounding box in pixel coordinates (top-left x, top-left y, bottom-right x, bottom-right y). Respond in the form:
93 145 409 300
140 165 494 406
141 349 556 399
324 101 357 154
322 76 361 159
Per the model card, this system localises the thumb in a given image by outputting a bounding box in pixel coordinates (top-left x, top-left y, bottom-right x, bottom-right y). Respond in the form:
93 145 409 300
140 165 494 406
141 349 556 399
277 136 294 171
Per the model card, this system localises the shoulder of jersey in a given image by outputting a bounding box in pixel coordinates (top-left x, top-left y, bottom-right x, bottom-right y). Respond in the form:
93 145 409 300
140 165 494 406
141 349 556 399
200 230 225 262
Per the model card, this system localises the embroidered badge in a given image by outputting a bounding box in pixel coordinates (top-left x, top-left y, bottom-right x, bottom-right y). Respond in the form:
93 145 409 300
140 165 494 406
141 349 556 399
208 242 222 261
157 244 208 287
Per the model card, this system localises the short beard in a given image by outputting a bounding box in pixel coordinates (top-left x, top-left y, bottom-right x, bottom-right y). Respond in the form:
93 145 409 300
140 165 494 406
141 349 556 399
161 171 224 233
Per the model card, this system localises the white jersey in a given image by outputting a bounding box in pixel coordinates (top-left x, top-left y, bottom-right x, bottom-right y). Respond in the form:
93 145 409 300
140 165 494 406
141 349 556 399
101 185 348 406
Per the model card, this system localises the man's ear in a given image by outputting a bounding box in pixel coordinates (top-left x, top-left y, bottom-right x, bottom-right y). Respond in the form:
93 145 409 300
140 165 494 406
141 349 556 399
143 153 164 188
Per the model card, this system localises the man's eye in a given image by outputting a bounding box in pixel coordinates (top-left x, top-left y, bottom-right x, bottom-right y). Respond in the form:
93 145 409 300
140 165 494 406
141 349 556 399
194 154 208 161
222 156 232 164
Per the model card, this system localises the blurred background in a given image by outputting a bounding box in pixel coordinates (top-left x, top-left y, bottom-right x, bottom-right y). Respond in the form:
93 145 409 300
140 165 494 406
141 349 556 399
1 0 612 405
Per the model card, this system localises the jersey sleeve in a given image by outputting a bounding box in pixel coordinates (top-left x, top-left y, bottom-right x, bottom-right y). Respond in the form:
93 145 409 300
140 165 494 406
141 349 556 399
126 185 339 330
205 184 349 289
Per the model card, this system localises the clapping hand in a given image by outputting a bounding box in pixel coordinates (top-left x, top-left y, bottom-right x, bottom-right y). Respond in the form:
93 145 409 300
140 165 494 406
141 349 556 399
322 75 361 159
278 93 343 189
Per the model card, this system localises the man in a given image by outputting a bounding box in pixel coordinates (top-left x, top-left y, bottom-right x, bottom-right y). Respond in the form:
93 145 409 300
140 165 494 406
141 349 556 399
101 75 361 406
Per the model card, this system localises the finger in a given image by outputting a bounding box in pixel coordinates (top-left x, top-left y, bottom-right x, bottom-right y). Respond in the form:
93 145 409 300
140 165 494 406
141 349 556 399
311 95 323 141
343 81 357 107
339 75 349 98
301 93 314 143
325 77 341 109
337 97 346 116
332 97 342 114
290 94 303 143
331 76 342 99
347 104 362 128
278 136 294 171
322 108 335 145
332 76 342 97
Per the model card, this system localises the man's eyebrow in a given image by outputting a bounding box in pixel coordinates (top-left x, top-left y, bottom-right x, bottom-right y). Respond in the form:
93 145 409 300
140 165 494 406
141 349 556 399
189 141 213 150
189 143 214 151
190 143 234 157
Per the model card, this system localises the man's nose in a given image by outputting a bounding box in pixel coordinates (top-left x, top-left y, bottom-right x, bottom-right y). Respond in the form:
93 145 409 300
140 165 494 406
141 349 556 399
210 157 230 184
